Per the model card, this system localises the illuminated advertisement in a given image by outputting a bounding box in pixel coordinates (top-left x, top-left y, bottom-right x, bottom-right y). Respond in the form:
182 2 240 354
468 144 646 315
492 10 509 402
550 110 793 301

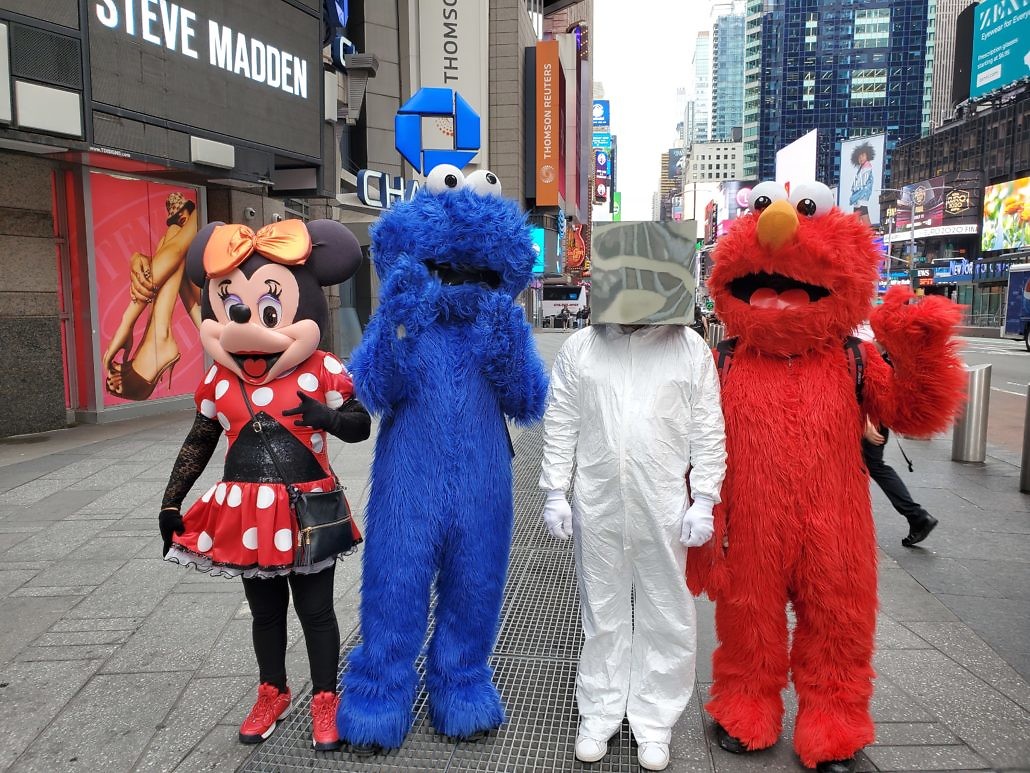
535 40 560 206
982 176 1030 252
530 226 546 275
971 0 1030 99
90 172 205 406
838 134 885 226
894 176 946 230
595 149 610 204
667 147 686 181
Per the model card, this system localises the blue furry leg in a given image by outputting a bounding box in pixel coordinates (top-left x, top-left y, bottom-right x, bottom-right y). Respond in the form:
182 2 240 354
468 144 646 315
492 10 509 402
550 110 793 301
426 490 512 738
336 491 435 749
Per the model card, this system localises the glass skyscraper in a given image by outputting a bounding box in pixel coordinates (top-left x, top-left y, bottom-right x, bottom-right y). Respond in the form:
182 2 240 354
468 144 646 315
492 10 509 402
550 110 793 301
712 11 746 142
749 0 930 186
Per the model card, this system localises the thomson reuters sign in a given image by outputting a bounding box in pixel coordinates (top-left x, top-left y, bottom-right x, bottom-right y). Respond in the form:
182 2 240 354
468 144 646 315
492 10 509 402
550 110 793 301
535 40 559 206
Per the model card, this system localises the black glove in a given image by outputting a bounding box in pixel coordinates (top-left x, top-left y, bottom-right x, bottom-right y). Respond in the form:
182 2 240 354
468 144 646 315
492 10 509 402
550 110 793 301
159 508 185 557
283 392 372 443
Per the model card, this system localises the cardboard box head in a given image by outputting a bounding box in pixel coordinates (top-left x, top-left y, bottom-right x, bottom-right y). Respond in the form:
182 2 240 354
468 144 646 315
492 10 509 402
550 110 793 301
589 220 698 325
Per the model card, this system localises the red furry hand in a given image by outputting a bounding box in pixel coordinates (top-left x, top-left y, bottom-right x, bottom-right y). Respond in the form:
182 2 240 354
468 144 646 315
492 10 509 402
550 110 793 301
870 287 962 358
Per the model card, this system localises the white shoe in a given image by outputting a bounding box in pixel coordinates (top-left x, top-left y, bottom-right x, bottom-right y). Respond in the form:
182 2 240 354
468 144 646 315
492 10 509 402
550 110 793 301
574 735 609 763
637 741 670 771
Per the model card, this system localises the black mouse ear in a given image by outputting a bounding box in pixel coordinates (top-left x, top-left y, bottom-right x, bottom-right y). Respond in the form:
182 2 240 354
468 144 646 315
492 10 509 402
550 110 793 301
305 219 363 286
186 221 224 287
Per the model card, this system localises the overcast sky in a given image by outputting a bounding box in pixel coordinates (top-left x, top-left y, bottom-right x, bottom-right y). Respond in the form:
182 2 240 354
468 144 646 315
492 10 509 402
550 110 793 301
593 1 705 220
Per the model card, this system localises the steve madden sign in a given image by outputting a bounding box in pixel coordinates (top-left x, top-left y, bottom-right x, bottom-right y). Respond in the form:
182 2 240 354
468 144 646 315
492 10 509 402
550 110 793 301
94 1 311 98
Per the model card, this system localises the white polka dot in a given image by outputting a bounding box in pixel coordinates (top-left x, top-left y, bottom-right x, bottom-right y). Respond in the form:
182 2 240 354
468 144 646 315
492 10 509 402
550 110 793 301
323 355 343 374
297 373 318 392
217 412 231 431
310 486 323 493
256 485 276 509
274 528 293 552
325 390 344 409
310 433 324 453
197 531 213 552
252 387 274 407
204 365 217 384
215 483 227 505
201 484 216 503
227 484 243 507
242 527 258 550
215 379 230 399
200 399 217 419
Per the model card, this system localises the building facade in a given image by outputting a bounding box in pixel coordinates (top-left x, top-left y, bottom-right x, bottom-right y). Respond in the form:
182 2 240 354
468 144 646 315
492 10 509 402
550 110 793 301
711 9 745 142
692 31 711 145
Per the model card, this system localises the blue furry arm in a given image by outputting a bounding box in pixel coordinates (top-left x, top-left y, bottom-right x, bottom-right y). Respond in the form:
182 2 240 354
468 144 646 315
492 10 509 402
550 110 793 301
474 293 549 424
349 256 442 417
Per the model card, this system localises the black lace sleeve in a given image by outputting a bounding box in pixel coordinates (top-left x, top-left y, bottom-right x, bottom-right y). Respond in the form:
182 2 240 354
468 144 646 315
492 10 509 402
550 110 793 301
327 397 372 443
161 413 223 510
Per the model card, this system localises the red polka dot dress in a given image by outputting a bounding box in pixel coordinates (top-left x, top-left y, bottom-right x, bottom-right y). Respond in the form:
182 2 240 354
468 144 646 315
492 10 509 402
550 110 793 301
165 351 361 578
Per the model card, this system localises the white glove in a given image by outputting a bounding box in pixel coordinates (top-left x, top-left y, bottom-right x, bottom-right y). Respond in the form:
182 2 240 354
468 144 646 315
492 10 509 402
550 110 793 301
542 489 573 540
680 495 715 547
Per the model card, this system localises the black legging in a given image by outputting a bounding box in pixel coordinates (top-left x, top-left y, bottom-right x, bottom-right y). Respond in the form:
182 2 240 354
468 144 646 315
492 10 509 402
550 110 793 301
862 427 928 525
242 564 340 694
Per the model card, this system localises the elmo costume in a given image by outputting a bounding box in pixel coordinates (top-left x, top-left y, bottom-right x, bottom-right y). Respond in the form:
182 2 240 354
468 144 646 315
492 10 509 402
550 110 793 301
687 181 965 771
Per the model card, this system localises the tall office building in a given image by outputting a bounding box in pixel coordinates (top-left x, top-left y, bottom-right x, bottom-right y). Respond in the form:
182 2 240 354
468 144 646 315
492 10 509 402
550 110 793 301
742 0 765 178
929 0 976 131
750 0 931 185
692 32 712 144
712 7 746 141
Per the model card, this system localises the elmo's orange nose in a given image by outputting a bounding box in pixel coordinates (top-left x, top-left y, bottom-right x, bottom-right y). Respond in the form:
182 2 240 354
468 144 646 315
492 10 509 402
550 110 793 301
757 199 799 249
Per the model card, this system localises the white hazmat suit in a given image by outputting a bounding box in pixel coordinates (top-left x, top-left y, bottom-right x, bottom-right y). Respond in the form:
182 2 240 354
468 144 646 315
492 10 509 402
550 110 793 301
539 324 726 748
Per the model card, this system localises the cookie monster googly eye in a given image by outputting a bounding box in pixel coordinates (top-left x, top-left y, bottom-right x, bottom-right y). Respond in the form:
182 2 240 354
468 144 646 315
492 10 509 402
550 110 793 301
466 170 503 197
426 164 466 194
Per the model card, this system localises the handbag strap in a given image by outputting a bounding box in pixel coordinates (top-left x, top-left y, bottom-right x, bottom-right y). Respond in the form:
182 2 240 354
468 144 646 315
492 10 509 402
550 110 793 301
236 377 341 490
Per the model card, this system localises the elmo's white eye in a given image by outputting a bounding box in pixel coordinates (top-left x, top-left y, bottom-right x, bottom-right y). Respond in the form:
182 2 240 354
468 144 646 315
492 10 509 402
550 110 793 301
748 181 788 214
790 181 834 217
466 169 502 197
426 164 465 193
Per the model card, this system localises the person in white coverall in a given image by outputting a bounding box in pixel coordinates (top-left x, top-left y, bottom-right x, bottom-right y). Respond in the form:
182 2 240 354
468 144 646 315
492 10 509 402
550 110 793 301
539 323 727 772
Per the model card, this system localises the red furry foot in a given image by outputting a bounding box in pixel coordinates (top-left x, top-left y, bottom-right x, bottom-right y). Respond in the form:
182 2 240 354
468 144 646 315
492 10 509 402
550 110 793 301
705 693 783 752
793 704 874 769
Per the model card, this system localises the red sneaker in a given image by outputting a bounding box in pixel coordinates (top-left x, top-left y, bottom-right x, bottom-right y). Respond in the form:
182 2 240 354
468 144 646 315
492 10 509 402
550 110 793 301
311 690 342 751
239 683 292 744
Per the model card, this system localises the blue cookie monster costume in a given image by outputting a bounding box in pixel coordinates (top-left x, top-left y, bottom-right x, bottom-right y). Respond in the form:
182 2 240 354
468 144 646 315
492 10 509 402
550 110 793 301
337 165 549 749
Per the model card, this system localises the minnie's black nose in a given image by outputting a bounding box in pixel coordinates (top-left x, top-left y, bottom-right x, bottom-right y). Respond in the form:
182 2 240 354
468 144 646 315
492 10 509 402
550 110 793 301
229 303 251 323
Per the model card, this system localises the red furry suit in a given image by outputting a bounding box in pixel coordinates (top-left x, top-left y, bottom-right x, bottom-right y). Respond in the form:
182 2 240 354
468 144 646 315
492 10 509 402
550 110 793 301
687 183 965 771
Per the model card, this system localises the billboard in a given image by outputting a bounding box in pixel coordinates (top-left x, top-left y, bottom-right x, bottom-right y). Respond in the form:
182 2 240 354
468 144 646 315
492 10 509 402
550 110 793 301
529 226 546 274
982 176 1030 252
838 134 886 226
894 176 946 230
418 0 490 168
668 147 686 181
592 99 610 129
775 129 817 190
970 0 1030 99
535 40 560 206
594 148 610 204
90 172 205 407
88 0 322 158
612 191 622 221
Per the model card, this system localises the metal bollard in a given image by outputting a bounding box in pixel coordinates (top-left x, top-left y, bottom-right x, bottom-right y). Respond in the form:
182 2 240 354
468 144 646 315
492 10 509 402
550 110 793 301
952 364 991 463
708 323 725 348
1021 386 1030 493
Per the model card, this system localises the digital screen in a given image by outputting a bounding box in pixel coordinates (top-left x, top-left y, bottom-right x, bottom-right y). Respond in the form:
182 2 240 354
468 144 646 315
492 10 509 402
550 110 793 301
971 0 1030 99
88 0 321 158
982 176 1030 252
530 226 546 275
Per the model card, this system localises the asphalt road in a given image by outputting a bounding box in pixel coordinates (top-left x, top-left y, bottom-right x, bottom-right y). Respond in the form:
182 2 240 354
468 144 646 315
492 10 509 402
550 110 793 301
958 335 1029 460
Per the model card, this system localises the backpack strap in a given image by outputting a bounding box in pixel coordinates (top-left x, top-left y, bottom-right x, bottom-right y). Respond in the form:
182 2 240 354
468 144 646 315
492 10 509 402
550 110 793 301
843 336 865 406
715 337 738 381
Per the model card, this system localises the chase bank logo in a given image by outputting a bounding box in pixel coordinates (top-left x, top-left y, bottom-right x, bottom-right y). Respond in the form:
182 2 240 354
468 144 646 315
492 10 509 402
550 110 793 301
395 87 481 174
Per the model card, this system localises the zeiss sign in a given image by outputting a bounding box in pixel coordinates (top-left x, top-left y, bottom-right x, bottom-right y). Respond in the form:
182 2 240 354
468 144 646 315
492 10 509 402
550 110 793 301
395 87 481 174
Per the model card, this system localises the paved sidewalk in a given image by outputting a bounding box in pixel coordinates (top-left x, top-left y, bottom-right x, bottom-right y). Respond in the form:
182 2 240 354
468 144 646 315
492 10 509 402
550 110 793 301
0 331 1027 772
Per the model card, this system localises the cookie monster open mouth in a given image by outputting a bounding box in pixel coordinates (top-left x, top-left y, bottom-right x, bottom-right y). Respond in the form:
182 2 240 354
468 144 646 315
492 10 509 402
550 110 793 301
729 271 830 309
426 260 502 289
230 352 282 380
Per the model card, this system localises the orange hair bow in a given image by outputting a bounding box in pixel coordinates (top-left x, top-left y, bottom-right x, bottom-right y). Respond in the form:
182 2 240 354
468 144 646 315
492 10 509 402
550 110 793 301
202 220 312 278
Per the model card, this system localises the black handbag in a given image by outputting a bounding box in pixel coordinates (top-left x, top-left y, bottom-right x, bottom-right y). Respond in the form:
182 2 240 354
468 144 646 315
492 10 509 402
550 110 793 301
238 379 356 568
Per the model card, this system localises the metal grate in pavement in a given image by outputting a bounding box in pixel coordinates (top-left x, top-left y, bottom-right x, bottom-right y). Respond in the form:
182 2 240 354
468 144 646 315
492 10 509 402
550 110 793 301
240 423 635 771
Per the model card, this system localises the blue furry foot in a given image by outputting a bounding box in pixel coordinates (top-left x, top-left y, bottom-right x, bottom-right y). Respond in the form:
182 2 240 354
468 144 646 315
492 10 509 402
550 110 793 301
428 679 506 739
336 685 414 750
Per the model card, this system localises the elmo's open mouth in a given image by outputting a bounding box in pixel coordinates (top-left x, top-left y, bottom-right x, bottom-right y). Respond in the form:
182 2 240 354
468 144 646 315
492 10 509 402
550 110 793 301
230 352 282 380
426 260 502 289
729 271 830 309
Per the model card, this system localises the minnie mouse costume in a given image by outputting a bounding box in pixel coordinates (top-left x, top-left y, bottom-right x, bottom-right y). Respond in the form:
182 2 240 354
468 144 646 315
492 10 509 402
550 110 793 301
159 218 368 751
